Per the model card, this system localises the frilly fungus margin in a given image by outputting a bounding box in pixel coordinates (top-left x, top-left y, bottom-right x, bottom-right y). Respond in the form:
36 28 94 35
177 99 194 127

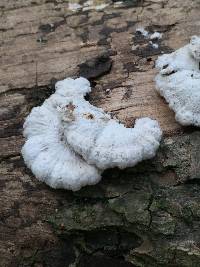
22 77 162 191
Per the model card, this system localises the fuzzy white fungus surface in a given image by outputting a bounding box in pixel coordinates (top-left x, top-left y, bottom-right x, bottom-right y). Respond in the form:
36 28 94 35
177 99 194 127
136 27 149 37
63 105 162 170
150 32 162 40
155 36 200 126
22 77 162 191
22 78 101 191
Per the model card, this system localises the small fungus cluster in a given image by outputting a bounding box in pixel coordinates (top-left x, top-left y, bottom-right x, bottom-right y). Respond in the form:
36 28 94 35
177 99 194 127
135 27 162 49
22 78 162 191
155 36 200 126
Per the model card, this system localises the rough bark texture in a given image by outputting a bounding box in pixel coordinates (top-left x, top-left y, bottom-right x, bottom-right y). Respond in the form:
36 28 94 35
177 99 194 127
1 0 200 266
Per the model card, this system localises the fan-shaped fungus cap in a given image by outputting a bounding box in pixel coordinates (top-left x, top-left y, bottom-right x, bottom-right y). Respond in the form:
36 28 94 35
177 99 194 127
22 77 162 191
155 36 200 126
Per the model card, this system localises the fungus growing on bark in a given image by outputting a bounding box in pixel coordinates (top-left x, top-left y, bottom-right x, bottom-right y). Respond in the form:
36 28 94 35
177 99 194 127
136 28 162 40
22 77 162 191
135 27 162 50
63 101 162 170
22 78 101 191
155 36 200 126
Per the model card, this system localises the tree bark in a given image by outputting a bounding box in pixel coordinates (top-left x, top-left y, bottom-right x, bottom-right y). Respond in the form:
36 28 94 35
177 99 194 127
1 0 200 266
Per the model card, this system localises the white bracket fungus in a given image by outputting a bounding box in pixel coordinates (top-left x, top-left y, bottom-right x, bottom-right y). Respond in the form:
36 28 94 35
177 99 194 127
22 77 162 191
155 36 200 126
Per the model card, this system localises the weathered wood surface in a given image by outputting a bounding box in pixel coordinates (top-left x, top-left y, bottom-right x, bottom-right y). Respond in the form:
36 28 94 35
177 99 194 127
1 1 200 266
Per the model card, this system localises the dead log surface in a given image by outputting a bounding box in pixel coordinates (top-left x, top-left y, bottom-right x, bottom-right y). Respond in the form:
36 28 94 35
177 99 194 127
1 0 200 266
